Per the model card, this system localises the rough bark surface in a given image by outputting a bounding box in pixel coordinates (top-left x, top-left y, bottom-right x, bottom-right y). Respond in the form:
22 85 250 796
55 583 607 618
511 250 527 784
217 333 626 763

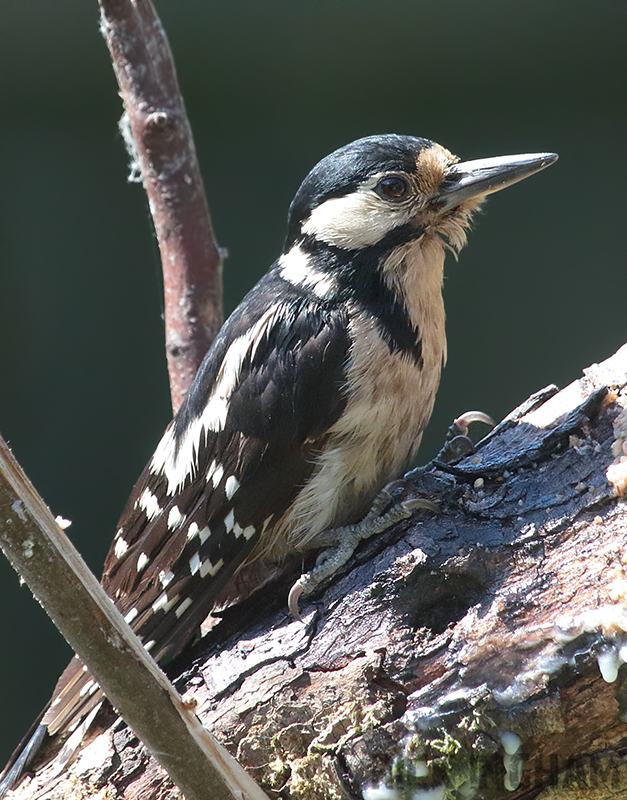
9 344 627 800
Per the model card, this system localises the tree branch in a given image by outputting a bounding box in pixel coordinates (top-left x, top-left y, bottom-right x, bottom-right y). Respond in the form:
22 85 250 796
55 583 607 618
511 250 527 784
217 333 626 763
99 0 223 414
0 434 268 800
10 344 627 799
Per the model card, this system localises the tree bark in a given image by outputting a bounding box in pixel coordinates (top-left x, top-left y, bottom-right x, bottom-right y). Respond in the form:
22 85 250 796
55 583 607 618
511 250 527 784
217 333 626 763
9 343 627 800
99 0 224 414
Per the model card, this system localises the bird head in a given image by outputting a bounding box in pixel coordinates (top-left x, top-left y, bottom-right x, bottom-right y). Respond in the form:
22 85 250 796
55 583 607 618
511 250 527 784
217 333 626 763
285 134 557 255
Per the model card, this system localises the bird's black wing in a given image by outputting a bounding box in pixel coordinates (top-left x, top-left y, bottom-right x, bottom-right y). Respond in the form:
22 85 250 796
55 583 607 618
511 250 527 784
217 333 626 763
100 289 349 663
31 279 350 751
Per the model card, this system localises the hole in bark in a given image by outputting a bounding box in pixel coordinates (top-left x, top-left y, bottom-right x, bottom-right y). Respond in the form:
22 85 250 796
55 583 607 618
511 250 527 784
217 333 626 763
401 570 483 634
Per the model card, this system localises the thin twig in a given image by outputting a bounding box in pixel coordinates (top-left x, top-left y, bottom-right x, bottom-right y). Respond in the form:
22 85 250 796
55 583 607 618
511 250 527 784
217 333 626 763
0 434 268 800
99 0 223 414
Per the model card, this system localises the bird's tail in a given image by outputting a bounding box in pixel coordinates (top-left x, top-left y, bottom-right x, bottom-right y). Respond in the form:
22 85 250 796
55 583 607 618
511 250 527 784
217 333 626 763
0 720 47 799
0 657 103 798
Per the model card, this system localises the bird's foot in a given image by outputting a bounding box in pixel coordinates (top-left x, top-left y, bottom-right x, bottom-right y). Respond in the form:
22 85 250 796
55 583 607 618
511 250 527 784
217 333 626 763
434 410 495 464
287 481 436 620
287 411 494 620
403 411 495 482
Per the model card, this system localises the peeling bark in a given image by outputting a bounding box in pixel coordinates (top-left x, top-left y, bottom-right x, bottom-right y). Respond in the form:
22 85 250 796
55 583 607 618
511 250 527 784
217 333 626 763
10 344 627 800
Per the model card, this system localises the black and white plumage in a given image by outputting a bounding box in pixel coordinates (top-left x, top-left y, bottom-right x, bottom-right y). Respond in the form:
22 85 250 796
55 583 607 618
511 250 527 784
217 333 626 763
0 135 557 795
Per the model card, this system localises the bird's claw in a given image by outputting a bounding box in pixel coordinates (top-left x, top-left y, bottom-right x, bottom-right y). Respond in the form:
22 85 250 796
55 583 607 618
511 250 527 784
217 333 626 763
445 435 476 460
287 485 438 620
363 479 407 519
453 410 495 437
286 413 492 619
287 580 307 622
402 497 439 513
434 410 495 465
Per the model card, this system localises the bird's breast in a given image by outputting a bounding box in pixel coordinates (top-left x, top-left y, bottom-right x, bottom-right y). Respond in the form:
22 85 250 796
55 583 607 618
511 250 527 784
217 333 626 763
281 238 447 551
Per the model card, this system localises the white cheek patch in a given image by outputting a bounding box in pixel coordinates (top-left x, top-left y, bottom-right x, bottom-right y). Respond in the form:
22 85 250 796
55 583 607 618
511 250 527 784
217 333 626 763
279 246 335 298
301 189 413 250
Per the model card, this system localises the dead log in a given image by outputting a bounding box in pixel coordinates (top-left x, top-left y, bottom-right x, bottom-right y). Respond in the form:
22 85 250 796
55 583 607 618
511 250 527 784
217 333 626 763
9 343 627 800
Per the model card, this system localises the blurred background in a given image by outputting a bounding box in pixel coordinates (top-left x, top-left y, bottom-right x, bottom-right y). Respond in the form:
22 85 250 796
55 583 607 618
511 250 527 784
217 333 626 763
0 0 625 764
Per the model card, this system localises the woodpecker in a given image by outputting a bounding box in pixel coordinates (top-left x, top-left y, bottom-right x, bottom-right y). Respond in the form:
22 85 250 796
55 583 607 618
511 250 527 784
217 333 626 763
0 135 557 795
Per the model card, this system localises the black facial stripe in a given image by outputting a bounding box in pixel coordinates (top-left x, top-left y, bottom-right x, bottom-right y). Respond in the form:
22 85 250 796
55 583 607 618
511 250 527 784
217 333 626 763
368 221 426 257
298 233 424 367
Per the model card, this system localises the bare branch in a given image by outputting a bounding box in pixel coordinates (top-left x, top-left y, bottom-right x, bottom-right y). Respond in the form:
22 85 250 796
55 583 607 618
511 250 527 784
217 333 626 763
99 0 223 413
0 434 268 800
9 344 627 799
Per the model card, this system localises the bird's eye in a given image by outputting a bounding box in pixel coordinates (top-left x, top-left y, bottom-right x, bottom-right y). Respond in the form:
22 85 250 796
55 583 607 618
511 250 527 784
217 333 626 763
375 175 410 200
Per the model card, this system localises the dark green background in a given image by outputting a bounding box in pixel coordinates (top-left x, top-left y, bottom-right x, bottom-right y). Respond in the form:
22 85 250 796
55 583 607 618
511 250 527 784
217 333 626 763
0 0 625 763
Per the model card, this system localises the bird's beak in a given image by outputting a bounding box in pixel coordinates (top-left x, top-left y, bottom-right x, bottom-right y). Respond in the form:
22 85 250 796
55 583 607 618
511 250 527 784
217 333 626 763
437 152 558 211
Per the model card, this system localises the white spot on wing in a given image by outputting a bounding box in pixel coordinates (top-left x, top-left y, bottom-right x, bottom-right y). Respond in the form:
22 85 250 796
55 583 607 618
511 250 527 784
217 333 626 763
200 305 283 435
175 597 193 618
152 592 179 614
159 570 174 588
200 557 224 578
79 680 95 697
189 551 201 575
136 552 149 571
198 526 211 543
137 487 162 520
150 304 283 494
224 509 235 533
211 464 225 488
242 525 256 540
187 521 199 541
114 537 129 559
149 425 179 492
61 702 102 755
167 505 185 529
124 608 138 624
225 475 239 499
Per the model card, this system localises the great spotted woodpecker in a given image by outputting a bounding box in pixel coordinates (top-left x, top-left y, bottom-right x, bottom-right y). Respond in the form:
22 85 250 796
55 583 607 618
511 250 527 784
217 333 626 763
0 134 556 794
